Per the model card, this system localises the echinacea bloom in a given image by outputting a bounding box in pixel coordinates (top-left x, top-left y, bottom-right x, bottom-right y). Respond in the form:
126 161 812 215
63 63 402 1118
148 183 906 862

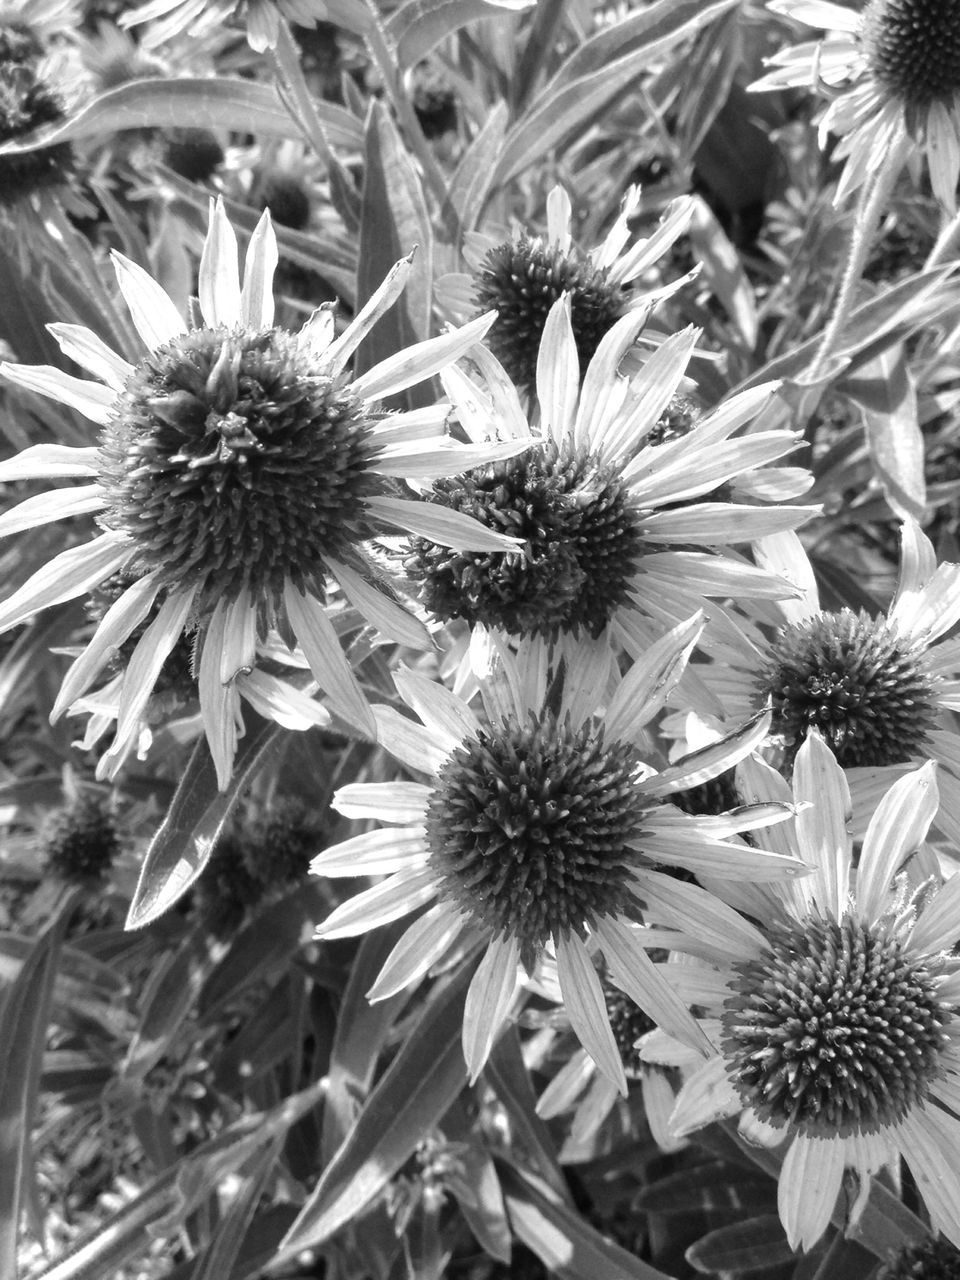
754 0 960 209
0 0 80 51
0 42 75 207
120 0 329 52
405 293 817 673
310 626 805 1088
0 199 525 787
640 733 960 1251
694 520 960 841
438 184 695 394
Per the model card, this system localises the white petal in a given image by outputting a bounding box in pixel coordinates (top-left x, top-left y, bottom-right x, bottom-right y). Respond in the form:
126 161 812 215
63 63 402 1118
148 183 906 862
537 1049 594 1118
199 196 242 328
640 504 818 544
793 730 852 919
366 901 464 1001
926 99 960 212
197 598 243 791
327 557 431 650
545 184 572 250
462 933 520 1083
601 327 699 462
901 1108 960 1248
365 494 523 551
574 307 656 453
603 611 705 742
753 531 820 623
635 870 769 960
314 867 438 939
536 294 578 446
332 781 432 823
0 443 101 481
283 582 376 736
669 1055 742 1137
310 825 430 876
46 323 133 390
0 362 116 425
606 195 695 285
556 930 627 1094
111 251 186 350
51 569 164 720
767 0 861 32
369 437 531 479
352 312 497 402
372 704 450 777
240 207 278 329
394 665 479 754
857 761 938 925
219 588 257 684
238 669 331 730
778 1134 845 1252
907 871 960 953
320 254 414 377
0 533 130 634
0 485 106 538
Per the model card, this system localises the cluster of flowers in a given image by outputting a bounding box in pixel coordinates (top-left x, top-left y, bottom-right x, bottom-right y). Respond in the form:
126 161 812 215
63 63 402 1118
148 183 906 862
3 0 960 1263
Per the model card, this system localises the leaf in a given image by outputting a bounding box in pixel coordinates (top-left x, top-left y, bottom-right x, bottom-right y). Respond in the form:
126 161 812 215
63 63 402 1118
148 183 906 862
688 195 758 350
636 1161 775 1215
485 1027 570 1204
124 712 281 930
0 79 362 156
386 0 533 69
686 1215 795 1274
445 102 509 233
188 1135 285 1280
845 347 925 521
501 1164 676 1280
443 1097 512 1262
675 11 742 158
279 959 477 1256
0 888 80 1280
122 939 213 1080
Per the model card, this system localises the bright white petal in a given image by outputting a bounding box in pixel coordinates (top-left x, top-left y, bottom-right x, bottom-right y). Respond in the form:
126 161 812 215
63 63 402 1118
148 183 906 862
0 443 101 482
111 250 186 350
198 196 242 328
0 362 116 425
321 253 414 377
283 582 376 736
238 669 332 730
352 312 497 402
753 531 820 623
0 533 130 633
372 704 450 777
462 933 520 1082
332 781 432 823
857 761 938 925
327 557 431 650
669 1055 742 1137
240 207 278 329
778 1134 845 1252
366 901 464 1001
900 1109 960 1249
314 867 438 939
793 730 852 919
0 485 106 537
46 323 133 390
197 598 243 790
394 665 479 754
556 930 627 1094
907 871 960 953
365 494 523 551
536 294 578 446
603 611 705 742
310 825 430 876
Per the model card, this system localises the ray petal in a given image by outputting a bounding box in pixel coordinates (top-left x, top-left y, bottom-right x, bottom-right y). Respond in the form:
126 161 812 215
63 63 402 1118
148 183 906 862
0 533 130 634
198 196 242 328
283 582 376 736
47 323 134 390
240 207 278 329
111 251 186 350
556 930 627 1095
0 485 107 538
778 1134 845 1252
366 901 464 1001
314 867 439 939
0 362 116 425
462 933 520 1083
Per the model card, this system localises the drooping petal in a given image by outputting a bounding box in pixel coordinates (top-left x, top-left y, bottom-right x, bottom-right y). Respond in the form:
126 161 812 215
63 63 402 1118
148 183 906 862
0 443 101 482
372 704 450 777
752 530 821 623
669 1055 742 1137
238 670 332 731
0 362 116 425
332 781 432 823
111 251 186 350
310 826 430 876
327 557 431 651
366 901 465 1001
902 1108 960 1248
314 867 439 939
197 598 244 790
0 533 131 634
0 485 107 538
320 253 414 377
536 1049 594 1119
283 582 376 736
778 1134 845 1252
219 587 257 684
556 930 627 1095
462 932 521 1083
47 323 134 390
240 207 278 329
603 611 705 743
857 761 938 925
394 665 479 754
634 870 769 961
51 569 164 721
198 196 242 328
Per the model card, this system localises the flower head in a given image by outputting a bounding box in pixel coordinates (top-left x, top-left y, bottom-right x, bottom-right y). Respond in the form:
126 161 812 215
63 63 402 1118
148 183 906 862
310 626 803 1088
642 734 960 1251
754 0 960 208
876 1235 960 1279
119 0 329 53
0 199 523 786
405 293 816 668
0 53 74 205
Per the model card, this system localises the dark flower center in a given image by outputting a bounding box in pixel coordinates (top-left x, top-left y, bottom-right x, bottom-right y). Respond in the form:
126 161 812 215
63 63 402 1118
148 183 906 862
862 0 960 104
43 794 121 883
756 609 937 767
0 59 74 203
98 327 379 612
405 442 643 639
722 912 950 1137
877 1236 960 1280
0 22 43 64
425 712 648 966
472 236 624 392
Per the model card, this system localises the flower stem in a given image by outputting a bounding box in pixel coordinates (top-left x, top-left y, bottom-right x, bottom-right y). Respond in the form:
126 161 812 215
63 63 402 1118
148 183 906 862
807 132 910 383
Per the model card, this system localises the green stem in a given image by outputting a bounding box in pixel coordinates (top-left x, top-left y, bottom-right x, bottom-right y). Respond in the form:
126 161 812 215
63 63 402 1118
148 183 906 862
807 131 910 384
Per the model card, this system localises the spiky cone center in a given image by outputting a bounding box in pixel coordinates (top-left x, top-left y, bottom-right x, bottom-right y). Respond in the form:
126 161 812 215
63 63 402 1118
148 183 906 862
0 22 44 64
603 975 656 1074
721 912 951 1138
425 712 649 968
877 1236 960 1279
43 794 121 882
472 235 625 391
861 0 960 106
756 608 938 767
405 441 644 640
98 326 381 614
0 60 74 204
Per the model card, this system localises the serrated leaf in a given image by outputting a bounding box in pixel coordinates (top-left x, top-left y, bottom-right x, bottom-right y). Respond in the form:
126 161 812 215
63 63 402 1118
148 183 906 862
845 347 925 521
0 889 81 1280
0 79 362 156
386 0 533 69
124 713 281 931
280 959 477 1256
686 1215 794 1274
501 1164 676 1280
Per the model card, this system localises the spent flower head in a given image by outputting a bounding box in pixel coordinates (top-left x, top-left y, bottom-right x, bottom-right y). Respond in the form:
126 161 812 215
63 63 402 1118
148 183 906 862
0 198 524 787
310 626 804 1088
